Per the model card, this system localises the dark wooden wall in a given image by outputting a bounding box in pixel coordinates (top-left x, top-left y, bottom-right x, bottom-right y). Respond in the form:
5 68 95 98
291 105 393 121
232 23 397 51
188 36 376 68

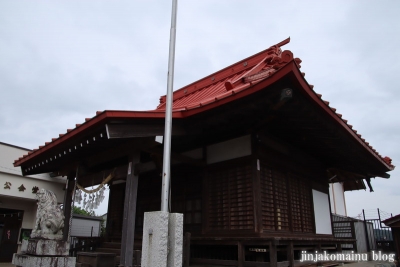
204 157 255 234
106 133 332 242
135 170 162 236
135 166 204 237
171 166 203 234
106 183 125 241
259 163 314 234
256 137 329 237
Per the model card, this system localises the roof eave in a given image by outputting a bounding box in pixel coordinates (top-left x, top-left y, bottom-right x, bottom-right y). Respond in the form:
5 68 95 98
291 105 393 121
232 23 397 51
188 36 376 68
14 110 183 168
14 56 394 175
288 63 394 172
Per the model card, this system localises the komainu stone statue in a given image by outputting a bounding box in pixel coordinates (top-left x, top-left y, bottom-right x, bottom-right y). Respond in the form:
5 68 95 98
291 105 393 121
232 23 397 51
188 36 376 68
30 188 65 240
13 188 74 266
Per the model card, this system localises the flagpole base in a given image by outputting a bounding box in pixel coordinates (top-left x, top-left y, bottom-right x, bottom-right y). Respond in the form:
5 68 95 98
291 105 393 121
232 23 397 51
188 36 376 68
141 211 183 267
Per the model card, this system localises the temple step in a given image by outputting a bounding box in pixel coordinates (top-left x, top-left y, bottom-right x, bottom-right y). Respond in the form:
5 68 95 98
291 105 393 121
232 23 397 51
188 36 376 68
101 242 121 249
75 263 91 267
96 247 121 256
92 242 141 266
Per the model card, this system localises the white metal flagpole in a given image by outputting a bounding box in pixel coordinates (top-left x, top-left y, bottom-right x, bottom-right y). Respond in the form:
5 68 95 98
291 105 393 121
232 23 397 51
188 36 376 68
161 0 178 212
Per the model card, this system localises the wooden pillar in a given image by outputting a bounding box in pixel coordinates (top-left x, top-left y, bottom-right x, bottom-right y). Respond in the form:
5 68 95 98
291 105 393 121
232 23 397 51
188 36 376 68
120 153 140 267
253 159 263 233
238 241 244 267
183 232 191 267
133 250 141 265
269 241 277 267
315 243 322 252
63 170 76 241
252 135 263 234
336 243 342 253
393 228 400 264
287 241 294 267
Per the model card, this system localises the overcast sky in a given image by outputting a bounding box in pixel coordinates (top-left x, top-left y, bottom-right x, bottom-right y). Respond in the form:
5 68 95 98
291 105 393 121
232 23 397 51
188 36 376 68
1 1 399 218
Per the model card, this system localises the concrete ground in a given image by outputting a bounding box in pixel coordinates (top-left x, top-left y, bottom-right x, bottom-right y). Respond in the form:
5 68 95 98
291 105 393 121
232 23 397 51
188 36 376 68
191 262 397 267
193 261 396 267
342 262 396 267
1 261 396 267
294 262 397 267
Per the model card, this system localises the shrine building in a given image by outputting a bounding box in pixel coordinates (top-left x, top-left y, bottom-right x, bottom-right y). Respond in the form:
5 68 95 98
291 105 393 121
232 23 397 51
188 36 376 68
13 38 395 267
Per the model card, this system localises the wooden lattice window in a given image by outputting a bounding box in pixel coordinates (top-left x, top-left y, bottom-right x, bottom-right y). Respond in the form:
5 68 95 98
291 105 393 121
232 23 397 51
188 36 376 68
208 168 229 229
184 198 202 225
272 170 290 231
289 174 313 233
289 175 302 232
260 163 313 233
260 167 275 230
207 160 254 231
230 166 254 230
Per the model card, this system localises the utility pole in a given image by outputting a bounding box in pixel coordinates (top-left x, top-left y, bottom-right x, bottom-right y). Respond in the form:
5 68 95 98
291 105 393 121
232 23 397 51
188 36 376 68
141 3 182 266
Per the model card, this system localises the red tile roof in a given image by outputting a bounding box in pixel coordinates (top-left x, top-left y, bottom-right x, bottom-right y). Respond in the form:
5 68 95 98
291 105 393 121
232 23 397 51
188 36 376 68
13 38 394 171
156 38 300 111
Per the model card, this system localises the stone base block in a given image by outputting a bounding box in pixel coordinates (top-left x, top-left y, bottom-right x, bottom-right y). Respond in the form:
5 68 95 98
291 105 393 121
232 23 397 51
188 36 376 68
168 213 183 267
141 211 169 267
21 239 70 256
141 211 183 267
12 253 76 267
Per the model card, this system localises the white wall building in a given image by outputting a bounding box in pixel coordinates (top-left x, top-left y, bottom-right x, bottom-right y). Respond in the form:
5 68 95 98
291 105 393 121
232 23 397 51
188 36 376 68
329 182 347 216
0 142 66 262
71 214 102 237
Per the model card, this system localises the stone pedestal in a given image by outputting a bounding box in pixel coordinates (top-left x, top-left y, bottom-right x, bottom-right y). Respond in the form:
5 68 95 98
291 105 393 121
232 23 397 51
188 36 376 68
12 254 76 267
168 213 184 267
12 239 76 267
21 239 70 256
140 211 183 267
141 211 169 267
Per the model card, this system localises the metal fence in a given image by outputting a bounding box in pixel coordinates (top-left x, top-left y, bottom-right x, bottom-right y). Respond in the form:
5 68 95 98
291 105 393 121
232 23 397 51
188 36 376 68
69 236 103 256
363 209 394 253
331 214 370 252
332 209 395 253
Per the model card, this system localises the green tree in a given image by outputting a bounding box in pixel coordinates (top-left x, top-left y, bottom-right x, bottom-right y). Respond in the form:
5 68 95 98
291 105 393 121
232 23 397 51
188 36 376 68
73 206 95 216
100 219 106 237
